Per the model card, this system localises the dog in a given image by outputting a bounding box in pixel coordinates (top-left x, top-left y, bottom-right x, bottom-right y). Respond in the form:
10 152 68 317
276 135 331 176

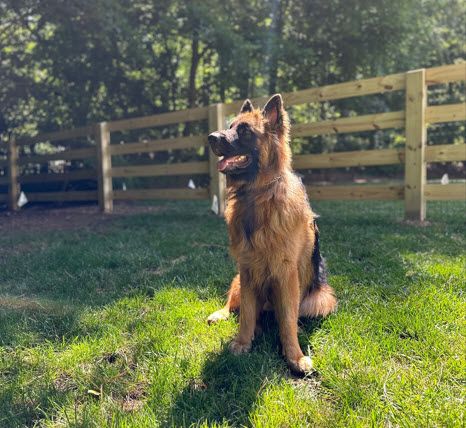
207 94 337 374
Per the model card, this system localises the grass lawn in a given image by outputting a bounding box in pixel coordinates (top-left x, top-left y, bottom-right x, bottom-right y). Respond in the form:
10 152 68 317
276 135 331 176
0 200 464 427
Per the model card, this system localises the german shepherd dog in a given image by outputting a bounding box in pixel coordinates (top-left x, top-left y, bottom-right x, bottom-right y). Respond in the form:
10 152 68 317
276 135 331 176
207 95 337 374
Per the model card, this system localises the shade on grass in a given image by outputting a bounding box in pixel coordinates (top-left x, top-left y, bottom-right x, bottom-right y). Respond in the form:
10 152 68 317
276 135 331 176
0 200 464 427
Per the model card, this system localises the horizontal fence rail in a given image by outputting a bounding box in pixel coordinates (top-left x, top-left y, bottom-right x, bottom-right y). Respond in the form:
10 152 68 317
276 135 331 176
110 161 210 178
307 184 405 201
1 63 464 219
26 191 99 202
109 135 207 155
113 188 209 201
293 148 405 169
424 184 466 200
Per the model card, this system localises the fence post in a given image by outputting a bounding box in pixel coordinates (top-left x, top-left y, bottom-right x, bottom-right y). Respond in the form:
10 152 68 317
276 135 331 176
7 135 19 211
96 122 113 213
208 103 226 216
404 69 427 221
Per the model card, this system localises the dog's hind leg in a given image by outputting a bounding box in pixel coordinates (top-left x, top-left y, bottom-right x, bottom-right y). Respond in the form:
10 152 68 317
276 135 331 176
207 274 241 324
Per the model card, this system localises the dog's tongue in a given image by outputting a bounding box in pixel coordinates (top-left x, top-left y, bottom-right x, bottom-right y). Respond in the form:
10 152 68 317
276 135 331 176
217 157 230 171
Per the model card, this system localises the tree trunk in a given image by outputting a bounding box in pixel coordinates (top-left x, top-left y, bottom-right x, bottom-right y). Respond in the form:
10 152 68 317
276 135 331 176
188 33 200 109
184 33 201 136
268 0 288 95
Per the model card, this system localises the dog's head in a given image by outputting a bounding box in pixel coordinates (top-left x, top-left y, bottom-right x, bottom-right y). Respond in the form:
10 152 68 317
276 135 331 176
208 94 291 183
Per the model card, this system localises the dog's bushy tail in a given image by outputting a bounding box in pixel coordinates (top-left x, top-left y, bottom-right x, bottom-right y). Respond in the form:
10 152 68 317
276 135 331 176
300 219 337 318
300 283 337 318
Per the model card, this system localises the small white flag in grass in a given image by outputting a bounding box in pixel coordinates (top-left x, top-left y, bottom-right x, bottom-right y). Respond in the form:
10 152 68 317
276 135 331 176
188 179 196 189
440 173 449 185
17 191 28 208
211 195 219 215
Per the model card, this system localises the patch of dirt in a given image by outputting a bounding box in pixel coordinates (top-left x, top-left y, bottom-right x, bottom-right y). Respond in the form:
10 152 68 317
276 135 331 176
120 383 147 412
146 255 187 276
121 397 145 412
0 202 166 233
399 219 432 227
0 295 74 314
53 372 77 393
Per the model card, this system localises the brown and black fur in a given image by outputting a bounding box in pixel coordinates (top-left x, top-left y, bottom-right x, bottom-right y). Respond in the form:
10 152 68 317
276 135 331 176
207 95 337 374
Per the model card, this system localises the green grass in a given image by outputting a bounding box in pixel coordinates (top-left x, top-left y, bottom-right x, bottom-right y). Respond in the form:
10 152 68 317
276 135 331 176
0 201 464 427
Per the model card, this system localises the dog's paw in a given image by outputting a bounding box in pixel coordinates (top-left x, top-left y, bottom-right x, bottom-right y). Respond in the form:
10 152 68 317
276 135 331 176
229 339 251 355
289 356 313 374
207 309 229 325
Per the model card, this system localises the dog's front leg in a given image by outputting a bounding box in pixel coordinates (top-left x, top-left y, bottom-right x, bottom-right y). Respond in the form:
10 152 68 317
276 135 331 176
274 267 313 374
229 272 260 355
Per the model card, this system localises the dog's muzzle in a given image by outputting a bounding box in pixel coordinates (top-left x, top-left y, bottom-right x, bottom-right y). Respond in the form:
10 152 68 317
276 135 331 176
208 131 237 157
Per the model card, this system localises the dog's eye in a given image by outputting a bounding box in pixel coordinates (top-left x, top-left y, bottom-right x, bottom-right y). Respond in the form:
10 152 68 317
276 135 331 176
238 125 253 139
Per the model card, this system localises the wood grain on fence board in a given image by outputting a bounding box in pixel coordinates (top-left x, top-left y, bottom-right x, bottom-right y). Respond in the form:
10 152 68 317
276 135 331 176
306 184 404 200
425 63 466 85
26 191 98 202
111 161 209 178
8 138 19 210
224 73 406 114
96 122 113 213
113 188 209 200
404 69 427 221
293 148 404 169
426 103 466 124
425 144 466 162
292 111 404 137
425 183 466 200
110 135 206 155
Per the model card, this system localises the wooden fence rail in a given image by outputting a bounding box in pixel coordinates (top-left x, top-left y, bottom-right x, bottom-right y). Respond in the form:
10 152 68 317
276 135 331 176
1 63 465 220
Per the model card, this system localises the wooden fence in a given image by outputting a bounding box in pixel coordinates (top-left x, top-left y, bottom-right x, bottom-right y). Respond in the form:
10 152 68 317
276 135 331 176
0 63 465 221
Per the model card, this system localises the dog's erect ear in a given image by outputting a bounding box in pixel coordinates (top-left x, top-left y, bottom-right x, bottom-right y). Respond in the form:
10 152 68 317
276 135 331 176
262 94 283 129
240 99 253 114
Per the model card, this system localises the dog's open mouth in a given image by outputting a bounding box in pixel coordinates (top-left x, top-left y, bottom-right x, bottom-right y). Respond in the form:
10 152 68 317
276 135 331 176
217 154 251 172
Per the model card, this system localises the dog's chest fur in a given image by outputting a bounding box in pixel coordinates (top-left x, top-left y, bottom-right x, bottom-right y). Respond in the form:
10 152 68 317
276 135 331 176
226 187 292 265
227 192 261 248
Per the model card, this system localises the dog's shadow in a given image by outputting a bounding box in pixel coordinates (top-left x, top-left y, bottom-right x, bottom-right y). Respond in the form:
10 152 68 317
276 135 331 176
165 313 323 426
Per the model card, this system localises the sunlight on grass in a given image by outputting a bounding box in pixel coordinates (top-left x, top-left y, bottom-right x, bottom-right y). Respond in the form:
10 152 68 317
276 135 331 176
0 201 464 427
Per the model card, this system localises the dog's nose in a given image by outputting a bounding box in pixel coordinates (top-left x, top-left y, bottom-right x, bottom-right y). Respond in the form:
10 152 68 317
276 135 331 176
208 132 222 146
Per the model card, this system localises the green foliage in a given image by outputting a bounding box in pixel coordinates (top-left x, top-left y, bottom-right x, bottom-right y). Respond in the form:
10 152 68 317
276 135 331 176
0 200 464 426
1 0 464 137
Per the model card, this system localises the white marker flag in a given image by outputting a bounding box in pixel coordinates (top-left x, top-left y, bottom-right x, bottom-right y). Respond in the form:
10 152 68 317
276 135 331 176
17 191 28 208
211 195 219 215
